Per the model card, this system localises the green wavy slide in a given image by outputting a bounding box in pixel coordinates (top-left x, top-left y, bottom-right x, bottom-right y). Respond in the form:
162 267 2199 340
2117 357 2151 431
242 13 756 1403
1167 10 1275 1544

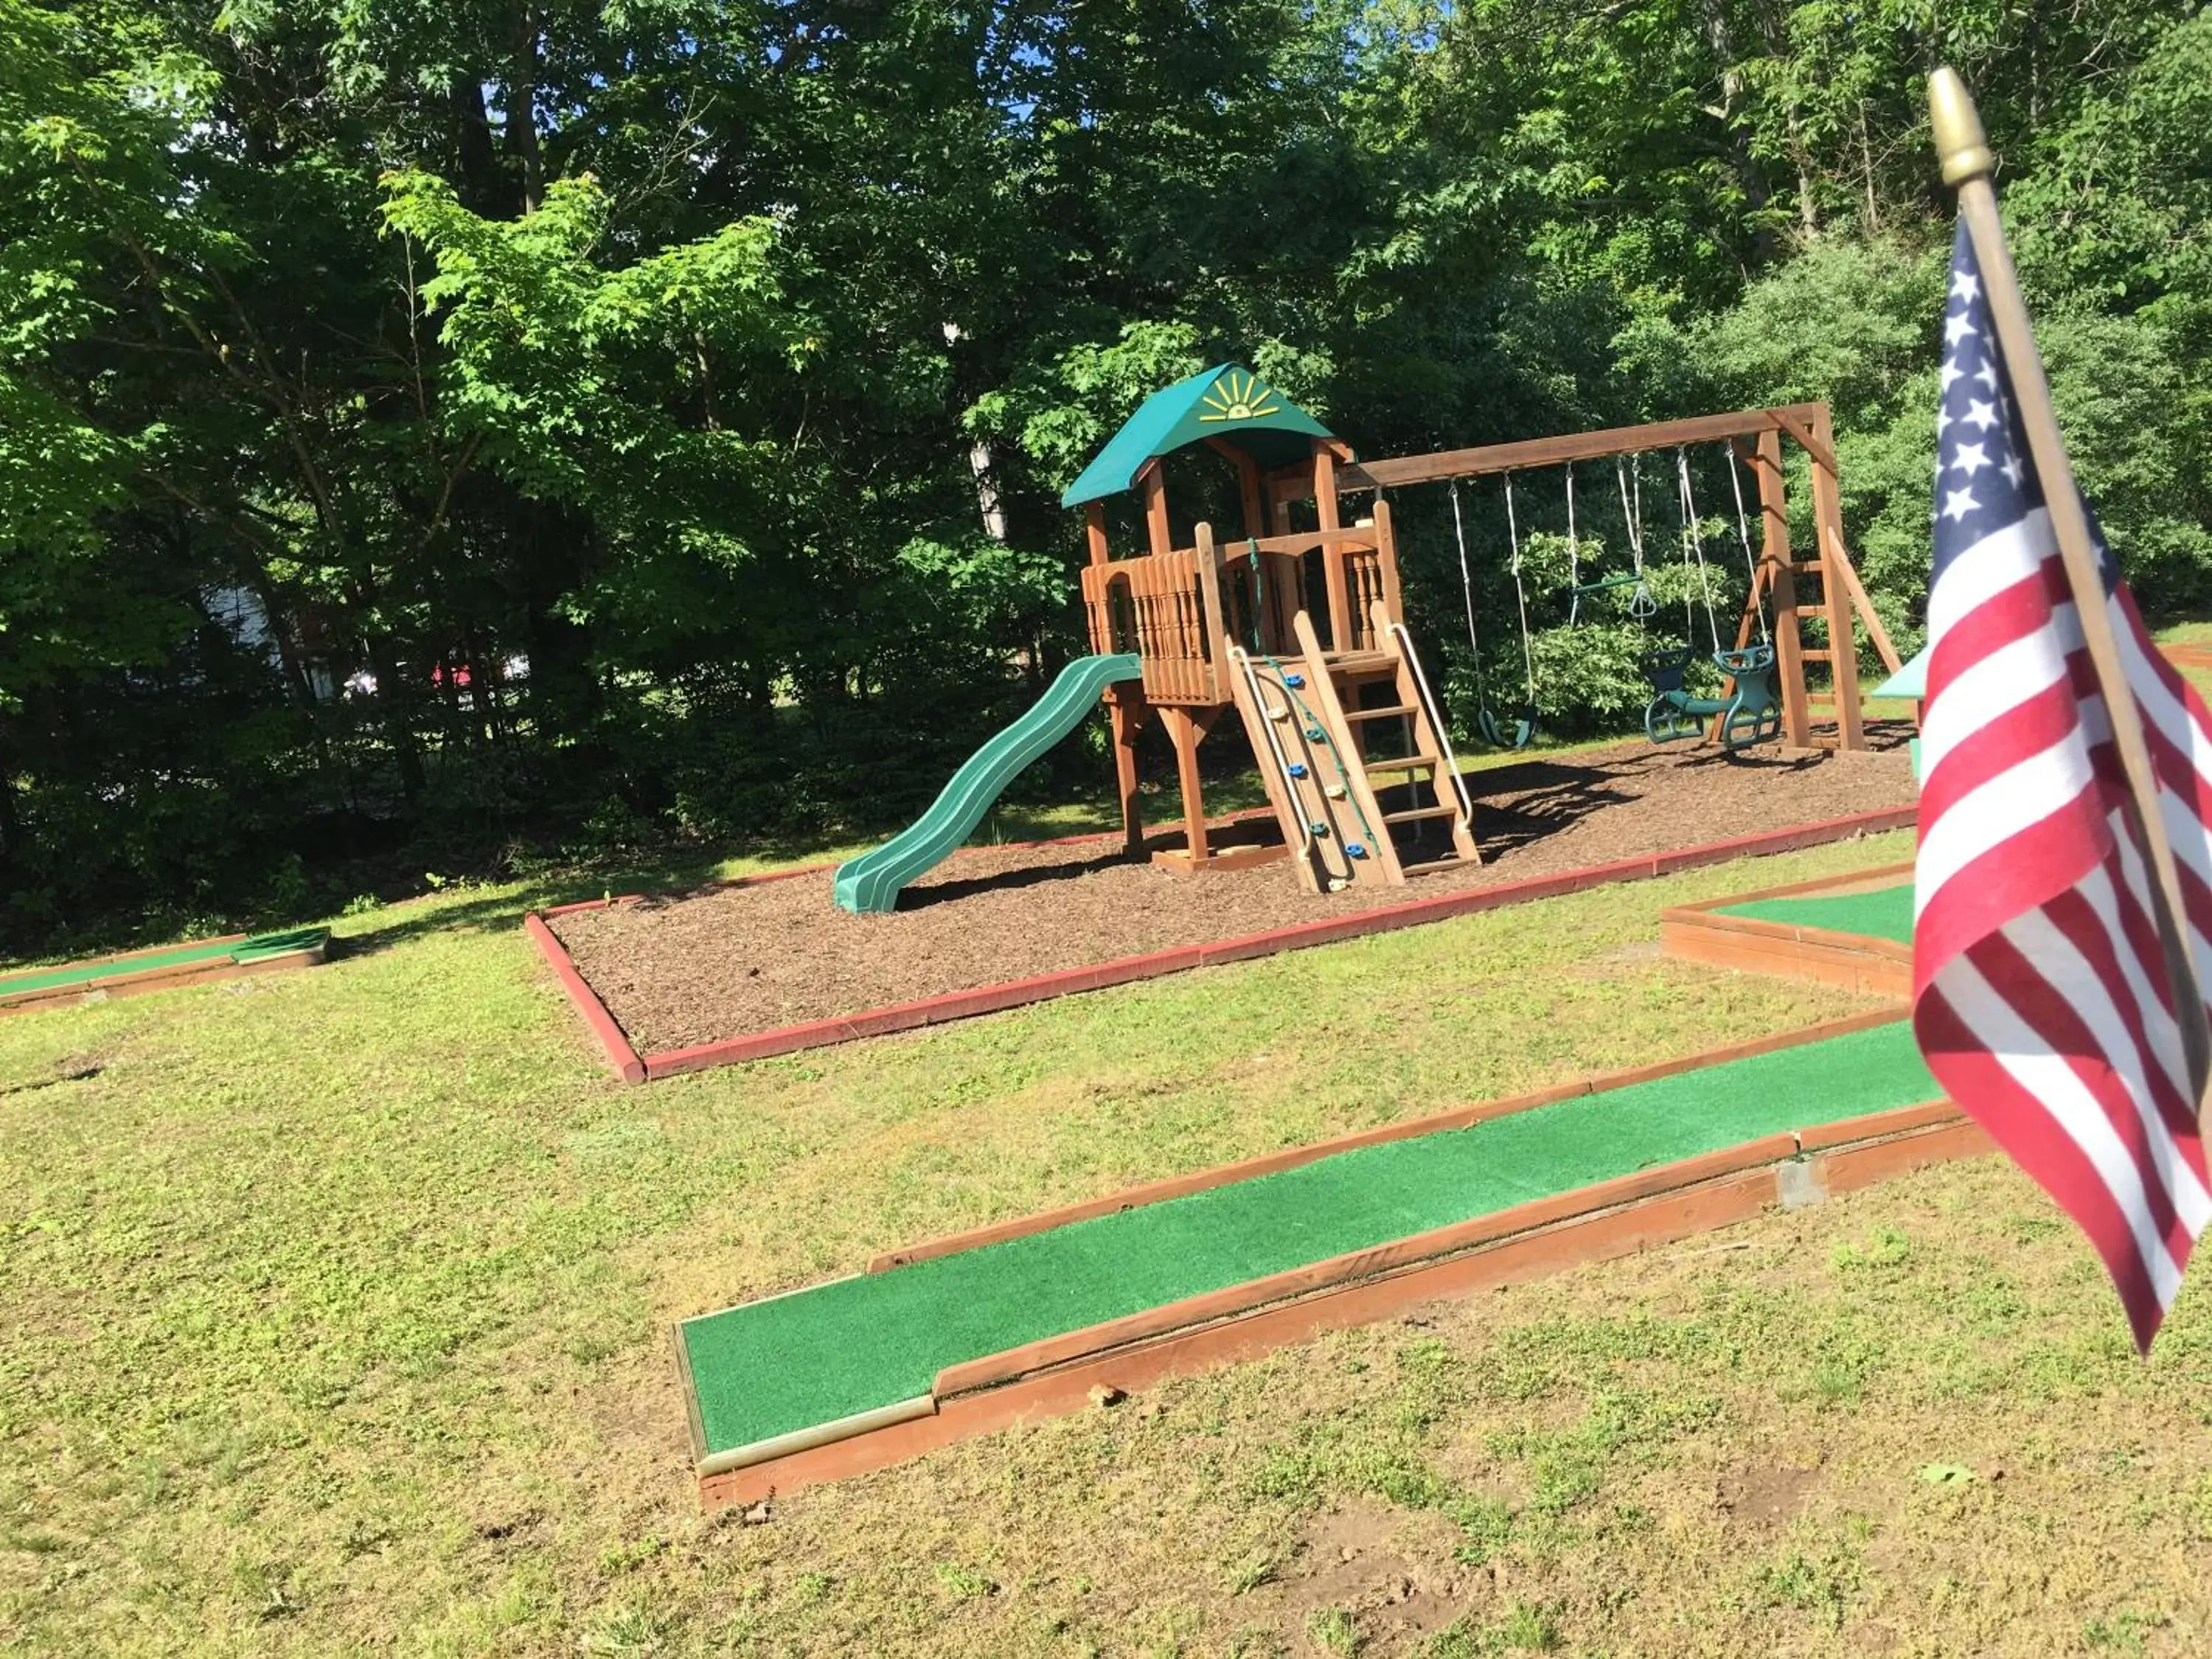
833 653 1143 915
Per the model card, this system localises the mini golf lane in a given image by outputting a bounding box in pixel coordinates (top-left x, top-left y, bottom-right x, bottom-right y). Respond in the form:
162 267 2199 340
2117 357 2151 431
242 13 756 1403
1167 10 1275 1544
1716 881 1913 945
0 928 331 1012
679 1017 1955 1501
1660 862 1914 998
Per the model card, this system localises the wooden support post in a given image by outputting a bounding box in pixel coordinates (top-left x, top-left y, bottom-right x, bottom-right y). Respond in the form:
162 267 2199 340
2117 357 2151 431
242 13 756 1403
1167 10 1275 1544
1140 460 1172 557
1107 689 1147 856
1373 498 1404 628
1806 406 1866 751
1161 706 1209 864
1312 439 1350 652
1194 521 1227 699
1207 439 1270 541
1827 532 1904 675
1755 428 1811 748
1085 503 1110 566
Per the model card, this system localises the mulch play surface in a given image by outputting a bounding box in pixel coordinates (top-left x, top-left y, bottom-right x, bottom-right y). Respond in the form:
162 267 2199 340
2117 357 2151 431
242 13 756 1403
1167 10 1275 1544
550 732 1918 1056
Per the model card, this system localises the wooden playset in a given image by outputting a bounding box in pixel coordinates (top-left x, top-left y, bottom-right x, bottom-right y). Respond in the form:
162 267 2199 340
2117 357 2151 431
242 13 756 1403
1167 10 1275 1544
832 364 1903 914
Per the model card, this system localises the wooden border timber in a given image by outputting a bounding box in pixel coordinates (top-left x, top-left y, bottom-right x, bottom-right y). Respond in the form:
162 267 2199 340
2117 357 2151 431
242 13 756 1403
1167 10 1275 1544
0 933 329 1016
523 804 1918 1083
1659 861 1916 1001
867 1006 1907 1272
522 912 647 1083
695 1100 1990 1509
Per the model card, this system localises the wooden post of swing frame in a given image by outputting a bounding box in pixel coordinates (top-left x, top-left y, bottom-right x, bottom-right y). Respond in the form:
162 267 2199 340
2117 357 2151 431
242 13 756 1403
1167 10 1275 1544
1750 431 1812 748
1930 67 2212 1105
1806 405 1867 751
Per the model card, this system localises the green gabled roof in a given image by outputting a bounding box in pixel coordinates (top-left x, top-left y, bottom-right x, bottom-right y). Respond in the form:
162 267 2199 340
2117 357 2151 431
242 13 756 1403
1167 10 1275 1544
1060 363 1334 509
1874 645 1928 700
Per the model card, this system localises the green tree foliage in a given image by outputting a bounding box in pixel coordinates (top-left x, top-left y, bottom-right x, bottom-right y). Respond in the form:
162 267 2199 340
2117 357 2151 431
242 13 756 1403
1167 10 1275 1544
2 0 2208 941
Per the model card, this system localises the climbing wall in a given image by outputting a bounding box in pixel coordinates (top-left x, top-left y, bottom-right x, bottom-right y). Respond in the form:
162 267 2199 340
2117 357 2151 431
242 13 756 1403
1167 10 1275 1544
1227 649 1397 895
1228 603 1479 896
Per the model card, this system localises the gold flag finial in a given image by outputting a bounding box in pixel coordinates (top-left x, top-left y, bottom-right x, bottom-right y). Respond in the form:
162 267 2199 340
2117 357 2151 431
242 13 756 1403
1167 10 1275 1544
1928 68 1994 185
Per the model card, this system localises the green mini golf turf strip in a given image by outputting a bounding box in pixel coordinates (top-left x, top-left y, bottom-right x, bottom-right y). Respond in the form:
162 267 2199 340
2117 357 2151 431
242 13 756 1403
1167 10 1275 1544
1717 883 1914 945
681 1021 1938 1459
229 928 330 966
0 928 328 995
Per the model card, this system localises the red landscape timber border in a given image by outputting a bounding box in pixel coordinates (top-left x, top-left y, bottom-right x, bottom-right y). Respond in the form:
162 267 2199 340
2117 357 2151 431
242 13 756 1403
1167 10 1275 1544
0 933 330 1016
695 1093 1991 1509
526 804 1917 1083
521 914 647 1083
1659 860 1916 1000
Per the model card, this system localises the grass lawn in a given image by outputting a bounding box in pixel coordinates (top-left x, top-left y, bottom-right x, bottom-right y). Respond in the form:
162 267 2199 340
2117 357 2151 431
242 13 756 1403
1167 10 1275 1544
4 827 2211 1656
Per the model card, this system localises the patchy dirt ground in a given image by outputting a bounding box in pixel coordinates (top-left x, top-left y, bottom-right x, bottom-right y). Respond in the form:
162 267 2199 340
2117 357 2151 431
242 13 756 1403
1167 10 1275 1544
549 732 1916 1054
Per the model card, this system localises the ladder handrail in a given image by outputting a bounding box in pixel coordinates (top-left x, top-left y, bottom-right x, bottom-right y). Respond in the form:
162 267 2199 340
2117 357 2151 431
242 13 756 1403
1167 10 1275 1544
1228 645 1318 863
1385 619 1475 834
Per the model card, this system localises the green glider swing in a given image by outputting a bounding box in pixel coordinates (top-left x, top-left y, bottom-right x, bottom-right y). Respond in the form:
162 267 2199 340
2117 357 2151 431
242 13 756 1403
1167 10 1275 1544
1641 446 1781 751
1449 475 1539 749
1563 459 1659 623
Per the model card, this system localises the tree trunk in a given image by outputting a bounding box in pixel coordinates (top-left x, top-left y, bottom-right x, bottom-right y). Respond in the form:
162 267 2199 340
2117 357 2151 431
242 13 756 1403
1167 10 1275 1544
451 77 507 215
512 7 545 214
358 624 426 807
0 731 21 872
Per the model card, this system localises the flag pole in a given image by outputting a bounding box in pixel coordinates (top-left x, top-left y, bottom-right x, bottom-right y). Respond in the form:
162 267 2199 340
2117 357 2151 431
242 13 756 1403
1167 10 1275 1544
1929 68 2212 1107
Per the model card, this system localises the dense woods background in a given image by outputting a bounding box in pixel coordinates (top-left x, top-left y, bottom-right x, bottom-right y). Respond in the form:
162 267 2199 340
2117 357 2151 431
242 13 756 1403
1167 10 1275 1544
5 0 2211 947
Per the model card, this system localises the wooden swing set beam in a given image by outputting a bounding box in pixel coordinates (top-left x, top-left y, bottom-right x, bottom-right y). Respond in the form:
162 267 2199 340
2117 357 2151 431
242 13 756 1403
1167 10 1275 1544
1335 403 1837 491
1344 401 1896 757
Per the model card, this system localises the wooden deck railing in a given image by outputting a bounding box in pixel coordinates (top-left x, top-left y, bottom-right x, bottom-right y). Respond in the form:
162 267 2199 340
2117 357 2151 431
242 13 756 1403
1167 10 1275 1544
1080 508 1404 703
1082 545 1219 703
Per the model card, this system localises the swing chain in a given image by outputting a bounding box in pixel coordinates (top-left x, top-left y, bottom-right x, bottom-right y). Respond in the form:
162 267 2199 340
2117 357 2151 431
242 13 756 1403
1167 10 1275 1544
1725 445 1770 642
1674 448 1722 653
1565 462 1580 626
1614 456 1658 621
1501 475 1536 701
1449 479 1485 700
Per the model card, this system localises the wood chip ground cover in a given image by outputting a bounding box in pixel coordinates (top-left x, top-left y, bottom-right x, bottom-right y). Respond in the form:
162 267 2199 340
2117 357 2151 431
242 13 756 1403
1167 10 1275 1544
552 737 1918 1054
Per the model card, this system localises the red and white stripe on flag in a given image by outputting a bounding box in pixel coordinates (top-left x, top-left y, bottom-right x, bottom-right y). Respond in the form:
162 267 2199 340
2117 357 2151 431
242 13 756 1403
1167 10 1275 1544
1915 509 2212 1349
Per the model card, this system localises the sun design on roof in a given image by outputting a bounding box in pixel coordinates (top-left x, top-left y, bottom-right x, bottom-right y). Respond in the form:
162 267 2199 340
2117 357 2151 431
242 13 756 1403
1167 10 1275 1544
1197 369 1282 423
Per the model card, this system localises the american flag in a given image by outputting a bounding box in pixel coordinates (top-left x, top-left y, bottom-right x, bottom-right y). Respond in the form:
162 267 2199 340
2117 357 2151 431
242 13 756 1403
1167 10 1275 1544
1915 218 2212 1350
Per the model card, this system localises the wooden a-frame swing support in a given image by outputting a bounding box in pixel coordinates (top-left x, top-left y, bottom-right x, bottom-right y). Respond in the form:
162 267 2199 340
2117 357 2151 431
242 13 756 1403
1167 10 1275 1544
1338 401 1905 754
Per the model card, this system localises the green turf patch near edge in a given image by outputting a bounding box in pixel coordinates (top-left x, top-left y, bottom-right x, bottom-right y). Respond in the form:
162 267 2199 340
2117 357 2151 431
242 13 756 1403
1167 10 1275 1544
0 928 330 995
1716 883 1914 945
679 1020 1938 1461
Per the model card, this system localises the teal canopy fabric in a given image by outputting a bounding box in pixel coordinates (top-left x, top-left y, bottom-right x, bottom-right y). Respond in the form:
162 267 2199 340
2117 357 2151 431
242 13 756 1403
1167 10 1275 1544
1060 364 1334 508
